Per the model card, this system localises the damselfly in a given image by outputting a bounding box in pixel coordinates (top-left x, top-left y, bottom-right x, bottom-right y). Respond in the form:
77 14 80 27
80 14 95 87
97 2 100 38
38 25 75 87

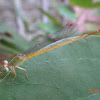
1 23 100 82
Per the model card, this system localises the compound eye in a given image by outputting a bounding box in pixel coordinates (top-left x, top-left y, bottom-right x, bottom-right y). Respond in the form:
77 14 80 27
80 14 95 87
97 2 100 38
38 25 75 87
3 68 9 72
3 60 8 65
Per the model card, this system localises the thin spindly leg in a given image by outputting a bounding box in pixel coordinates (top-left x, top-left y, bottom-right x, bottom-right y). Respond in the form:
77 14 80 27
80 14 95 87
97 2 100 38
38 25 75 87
0 70 11 83
12 68 16 82
16 66 29 80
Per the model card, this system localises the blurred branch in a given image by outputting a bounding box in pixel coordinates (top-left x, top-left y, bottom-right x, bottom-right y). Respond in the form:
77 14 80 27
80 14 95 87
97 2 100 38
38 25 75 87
12 0 43 41
13 0 26 38
42 0 49 23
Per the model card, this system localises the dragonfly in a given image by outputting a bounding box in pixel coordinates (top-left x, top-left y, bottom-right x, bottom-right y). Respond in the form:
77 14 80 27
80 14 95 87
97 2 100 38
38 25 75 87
0 22 100 82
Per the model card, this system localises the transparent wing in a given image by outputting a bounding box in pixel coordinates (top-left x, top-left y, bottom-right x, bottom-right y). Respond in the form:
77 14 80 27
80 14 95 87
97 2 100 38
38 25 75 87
22 22 78 56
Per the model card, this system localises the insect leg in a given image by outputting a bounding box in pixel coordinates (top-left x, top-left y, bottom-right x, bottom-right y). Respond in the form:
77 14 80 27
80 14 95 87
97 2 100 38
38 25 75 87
0 70 11 83
16 66 29 80
12 68 16 82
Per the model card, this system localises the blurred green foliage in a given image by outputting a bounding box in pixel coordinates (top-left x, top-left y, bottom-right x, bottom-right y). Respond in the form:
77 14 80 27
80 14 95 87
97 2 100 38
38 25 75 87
1 0 100 57
94 10 100 16
86 25 98 31
0 23 29 55
70 0 100 8
0 0 100 56
55 3 77 20
38 3 77 34
39 8 61 26
38 22 61 34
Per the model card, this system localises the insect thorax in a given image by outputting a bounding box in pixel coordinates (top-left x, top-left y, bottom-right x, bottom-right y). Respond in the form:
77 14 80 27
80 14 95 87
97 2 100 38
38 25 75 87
9 54 26 67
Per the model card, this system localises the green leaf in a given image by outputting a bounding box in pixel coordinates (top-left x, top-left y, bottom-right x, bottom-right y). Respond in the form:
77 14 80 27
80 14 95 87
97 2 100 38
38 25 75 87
0 36 100 99
78 94 100 100
0 49 13 55
86 25 98 31
56 3 77 20
39 8 61 26
70 0 100 8
94 11 100 16
38 22 61 33
0 23 29 54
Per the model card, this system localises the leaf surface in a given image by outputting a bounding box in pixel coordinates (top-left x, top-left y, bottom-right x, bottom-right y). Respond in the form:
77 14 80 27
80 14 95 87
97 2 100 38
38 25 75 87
0 36 100 100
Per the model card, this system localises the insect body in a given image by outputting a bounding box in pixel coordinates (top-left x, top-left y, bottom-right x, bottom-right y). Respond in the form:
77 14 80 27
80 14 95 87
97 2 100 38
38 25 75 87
1 23 100 82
